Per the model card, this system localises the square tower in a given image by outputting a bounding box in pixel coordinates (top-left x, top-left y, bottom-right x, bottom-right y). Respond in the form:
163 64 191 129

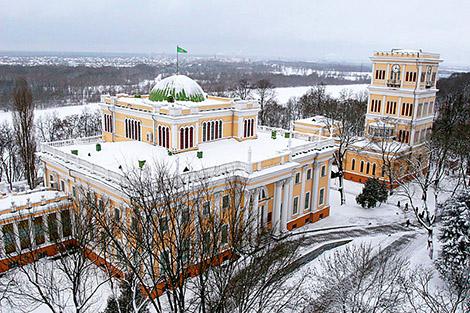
366 49 442 146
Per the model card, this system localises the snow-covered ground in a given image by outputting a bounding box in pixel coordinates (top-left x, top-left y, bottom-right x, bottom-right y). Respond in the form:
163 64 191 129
0 102 100 125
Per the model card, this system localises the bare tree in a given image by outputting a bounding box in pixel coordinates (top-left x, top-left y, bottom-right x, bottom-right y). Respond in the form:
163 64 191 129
231 79 252 100
323 91 365 205
254 79 276 125
403 268 469 313
304 243 408 313
5 199 111 313
12 78 36 189
0 122 22 189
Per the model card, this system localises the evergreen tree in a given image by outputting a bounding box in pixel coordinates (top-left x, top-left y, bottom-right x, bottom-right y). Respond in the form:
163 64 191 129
356 178 388 208
437 191 470 285
103 275 148 313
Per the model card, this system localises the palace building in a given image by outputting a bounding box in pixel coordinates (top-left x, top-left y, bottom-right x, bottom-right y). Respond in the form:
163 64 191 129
0 75 336 274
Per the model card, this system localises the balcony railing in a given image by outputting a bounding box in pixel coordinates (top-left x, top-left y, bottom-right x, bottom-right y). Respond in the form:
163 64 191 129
386 79 401 88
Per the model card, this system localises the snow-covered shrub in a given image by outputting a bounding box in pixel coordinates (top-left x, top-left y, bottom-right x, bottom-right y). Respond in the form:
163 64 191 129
437 191 470 285
355 178 388 208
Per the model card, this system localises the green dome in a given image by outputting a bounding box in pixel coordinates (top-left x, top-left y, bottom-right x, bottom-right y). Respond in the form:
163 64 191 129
149 75 206 102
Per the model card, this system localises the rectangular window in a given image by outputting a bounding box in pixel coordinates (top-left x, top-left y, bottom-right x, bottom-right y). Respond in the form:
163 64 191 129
49 174 55 188
72 186 76 198
98 198 104 213
321 165 326 177
293 197 299 215
159 250 170 276
182 239 190 263
18 220 31 250
203 232 211 254
203 201 211 216
159 217 168 233
47 213 59 242
222 195 230 209
113 208 120 223
3 224 16 254
306 169 312 180
181 206 190 224
61 210 72 237
295 172 301 184
319 188 325 206
305 192 310 210
33 217 45 245
60 180 65 192
221 224 228 245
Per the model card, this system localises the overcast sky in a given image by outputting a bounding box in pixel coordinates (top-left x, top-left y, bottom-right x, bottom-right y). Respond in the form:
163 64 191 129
1 0 468 65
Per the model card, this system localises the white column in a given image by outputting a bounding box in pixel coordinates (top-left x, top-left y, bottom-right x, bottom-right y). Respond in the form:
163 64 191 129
13 222 21 253
382 95 386 115
237 116 244 139
252 188 260 234
327 161 332 207
273 181 283 236
281 178 291 233
311 162 321 211
300 167 307 213
243 189 251 227
417 65 423 87
195 123 199 146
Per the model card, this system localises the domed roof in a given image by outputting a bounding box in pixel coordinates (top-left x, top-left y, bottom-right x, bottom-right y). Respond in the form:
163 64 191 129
149 75 206 102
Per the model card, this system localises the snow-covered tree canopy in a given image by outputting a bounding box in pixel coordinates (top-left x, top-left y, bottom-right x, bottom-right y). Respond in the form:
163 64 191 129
438 191 470 281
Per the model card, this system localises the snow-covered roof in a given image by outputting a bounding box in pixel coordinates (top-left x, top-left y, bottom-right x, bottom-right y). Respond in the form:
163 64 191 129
149 74 206 102
295 115 338 127
46 130 333 181
0 189 68 217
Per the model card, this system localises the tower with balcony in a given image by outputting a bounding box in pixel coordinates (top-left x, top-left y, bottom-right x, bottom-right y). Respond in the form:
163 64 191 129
344 49 442 186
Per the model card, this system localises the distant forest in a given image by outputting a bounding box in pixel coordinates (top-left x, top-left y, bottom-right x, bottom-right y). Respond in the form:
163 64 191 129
0 59 370 110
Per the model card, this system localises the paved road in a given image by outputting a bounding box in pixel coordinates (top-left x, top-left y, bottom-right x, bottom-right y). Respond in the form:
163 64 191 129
291 223 420 248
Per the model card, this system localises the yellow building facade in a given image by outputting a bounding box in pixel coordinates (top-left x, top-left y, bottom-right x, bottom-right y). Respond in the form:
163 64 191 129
32 75 335 283
344 49 442 185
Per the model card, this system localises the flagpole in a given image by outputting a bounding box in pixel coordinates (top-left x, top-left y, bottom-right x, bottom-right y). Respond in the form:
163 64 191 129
176 46 179 75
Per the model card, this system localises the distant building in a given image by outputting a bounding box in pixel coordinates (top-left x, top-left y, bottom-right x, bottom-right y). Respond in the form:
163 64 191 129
293 115 340 138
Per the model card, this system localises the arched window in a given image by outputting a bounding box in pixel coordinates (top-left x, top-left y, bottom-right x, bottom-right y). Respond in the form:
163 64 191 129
366 162 370 174
372 163 376 176
215 121 219 139
158 126 162 146
180 128 184 149
219 120 223 138
189 127 194 148
206 122 210 141
360 161 364 173
210 121 215 140
244 120 247 137
351 159 356 171
184 127 189 149
250 118 254 137
202 122 206 142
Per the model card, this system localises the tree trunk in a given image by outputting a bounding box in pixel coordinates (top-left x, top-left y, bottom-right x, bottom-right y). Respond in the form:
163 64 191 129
338 174 346 205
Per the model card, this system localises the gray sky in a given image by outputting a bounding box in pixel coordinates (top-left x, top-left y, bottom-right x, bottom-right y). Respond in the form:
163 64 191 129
1 0 468 65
